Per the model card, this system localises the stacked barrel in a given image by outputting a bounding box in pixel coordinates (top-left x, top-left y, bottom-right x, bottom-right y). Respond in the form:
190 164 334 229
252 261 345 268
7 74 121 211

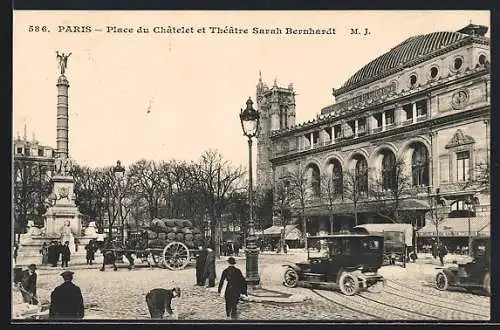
146 218 204 249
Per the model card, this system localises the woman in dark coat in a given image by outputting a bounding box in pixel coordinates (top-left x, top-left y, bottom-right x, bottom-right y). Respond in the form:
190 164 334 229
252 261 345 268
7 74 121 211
85 241 96 265
218 257 247 320
203 247 216 287
195 245 207 286
61 241 71 268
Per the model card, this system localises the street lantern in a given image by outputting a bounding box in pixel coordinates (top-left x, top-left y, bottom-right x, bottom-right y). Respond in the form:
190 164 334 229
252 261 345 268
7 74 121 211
239 97 260 286
113 160 126 243
240 97 260 138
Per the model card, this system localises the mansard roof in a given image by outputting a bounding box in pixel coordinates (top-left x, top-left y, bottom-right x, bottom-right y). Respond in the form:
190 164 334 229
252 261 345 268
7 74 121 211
335 26 489 96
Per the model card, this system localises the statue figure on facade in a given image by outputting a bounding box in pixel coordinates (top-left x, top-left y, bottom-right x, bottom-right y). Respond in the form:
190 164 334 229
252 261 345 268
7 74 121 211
60 220 76 251
56 51 71 76
54 157 73 176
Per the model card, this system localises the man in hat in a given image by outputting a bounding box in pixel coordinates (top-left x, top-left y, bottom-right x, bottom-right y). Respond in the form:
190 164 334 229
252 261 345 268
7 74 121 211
218 257 247 320
61 241 71 268
49 270 85 320
145 287 181 319
195 244 207 286
203 246 216 288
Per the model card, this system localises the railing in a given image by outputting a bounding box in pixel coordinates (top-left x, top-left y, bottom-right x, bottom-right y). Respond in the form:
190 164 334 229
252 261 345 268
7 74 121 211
416 115 428 122
402 119 413 126
371 126 383 133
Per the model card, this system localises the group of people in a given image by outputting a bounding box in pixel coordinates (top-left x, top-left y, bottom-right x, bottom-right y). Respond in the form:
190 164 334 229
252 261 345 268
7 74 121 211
40 241 72 268
195 243 248 319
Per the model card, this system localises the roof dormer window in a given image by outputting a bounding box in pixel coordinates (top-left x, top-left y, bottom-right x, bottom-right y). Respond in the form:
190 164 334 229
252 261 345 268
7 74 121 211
454 57 463 70
479 54 487 66
409 74 417 87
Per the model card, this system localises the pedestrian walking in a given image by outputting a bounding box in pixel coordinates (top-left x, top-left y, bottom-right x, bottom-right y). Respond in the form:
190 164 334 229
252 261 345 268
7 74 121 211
233 241 240 257
49 270 85 320
145 287 181 319
85 241 96 265
195 245 207 286
438 242 448 266
40 242 49 265
218 257 247 320
203 246 216 288
61 241 71 268
431 240 438 259
48 241 58 267
13 243 19 264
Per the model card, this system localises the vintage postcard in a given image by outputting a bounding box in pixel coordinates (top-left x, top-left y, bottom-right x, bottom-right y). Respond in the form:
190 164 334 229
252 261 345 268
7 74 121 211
12 10 491 322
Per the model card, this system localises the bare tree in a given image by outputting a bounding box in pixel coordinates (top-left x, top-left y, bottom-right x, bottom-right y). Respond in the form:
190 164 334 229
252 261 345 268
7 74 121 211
127 159 165 220
342 168 368 227
197 150 245 257
320 173 342 234
368 158 413 223
273 176 293 252
13 159 52 240
287 163 310 248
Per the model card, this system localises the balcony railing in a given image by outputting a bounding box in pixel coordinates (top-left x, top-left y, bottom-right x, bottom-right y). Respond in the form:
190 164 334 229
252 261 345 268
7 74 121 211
402 118 413 126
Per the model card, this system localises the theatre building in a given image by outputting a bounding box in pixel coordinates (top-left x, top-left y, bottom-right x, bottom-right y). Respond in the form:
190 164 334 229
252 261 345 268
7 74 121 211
256 24 490 250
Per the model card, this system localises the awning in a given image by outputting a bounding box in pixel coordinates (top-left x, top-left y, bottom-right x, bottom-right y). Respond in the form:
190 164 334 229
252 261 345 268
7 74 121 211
263 225 302 240
417 214 490 237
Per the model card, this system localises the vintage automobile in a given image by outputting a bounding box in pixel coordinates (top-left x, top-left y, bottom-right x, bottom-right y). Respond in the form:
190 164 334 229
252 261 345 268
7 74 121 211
435 237 490 296
353 223 414 268
282 234 386 295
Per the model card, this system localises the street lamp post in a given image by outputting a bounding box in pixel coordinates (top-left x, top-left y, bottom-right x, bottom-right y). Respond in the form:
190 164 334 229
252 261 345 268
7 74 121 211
465 195 478 257
239 97 260 286
113 160 125 244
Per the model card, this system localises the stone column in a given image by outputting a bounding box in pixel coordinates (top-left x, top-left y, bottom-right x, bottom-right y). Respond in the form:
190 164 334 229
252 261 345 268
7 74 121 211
412 102 417 123
331 126 335 144
310 132 314 149
382 112 386 131
56 75 70 158
354 119 359 137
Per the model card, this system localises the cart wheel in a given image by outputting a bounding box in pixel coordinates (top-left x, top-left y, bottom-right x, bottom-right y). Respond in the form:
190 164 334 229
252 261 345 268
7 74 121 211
483 272 490 296
435 271 449 291
367 279 385 293
339 272 359 296
162 242 190 270
283 268 299 288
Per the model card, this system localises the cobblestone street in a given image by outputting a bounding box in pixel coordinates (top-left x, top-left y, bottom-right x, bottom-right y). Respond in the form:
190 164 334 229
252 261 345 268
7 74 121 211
15 252 490 321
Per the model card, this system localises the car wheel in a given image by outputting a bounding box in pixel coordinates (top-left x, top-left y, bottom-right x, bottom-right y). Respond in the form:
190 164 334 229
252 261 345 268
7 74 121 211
283 268 299 288
435 272 449 291
339 272 359 296
483 272 490 296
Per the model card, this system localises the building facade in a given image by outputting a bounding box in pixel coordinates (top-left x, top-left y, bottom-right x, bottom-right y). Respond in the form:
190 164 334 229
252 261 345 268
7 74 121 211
256 24 490 250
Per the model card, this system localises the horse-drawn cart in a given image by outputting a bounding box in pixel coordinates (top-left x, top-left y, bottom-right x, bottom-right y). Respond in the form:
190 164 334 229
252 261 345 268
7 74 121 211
101 218 204 271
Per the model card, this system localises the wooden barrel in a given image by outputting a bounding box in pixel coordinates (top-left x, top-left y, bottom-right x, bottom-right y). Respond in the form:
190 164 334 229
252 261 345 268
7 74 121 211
164 219 177 227
183 220 193 227
158 232 166 240
148 231 158 239
184 233 194 241
181 227 192 234
170 227 179 233
194 233 203 241
192 228 201 234
167 232 176 240
174 219 185 228
176 233 184 241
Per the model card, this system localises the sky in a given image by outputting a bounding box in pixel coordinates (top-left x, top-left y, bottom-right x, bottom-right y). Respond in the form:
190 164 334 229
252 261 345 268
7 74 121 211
13 10 490 171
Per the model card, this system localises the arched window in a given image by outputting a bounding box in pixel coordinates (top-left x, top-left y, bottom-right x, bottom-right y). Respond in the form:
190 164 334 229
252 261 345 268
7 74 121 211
330 159 343 196
307 164 321 197
355 157 368 193
381 151 396 190
411 144 429 186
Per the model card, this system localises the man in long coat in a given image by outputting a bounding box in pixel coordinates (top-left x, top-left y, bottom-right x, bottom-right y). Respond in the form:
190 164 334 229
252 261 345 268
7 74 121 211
203 247 216 287
145 287 181 319
49 271 85 320
61 241 71 268
218 257 247 319
195 245 208 286
48 241 58 267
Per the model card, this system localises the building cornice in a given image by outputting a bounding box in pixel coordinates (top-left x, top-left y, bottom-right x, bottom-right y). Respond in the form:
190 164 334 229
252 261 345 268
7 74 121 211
270 105 490 166
269 67 489 139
